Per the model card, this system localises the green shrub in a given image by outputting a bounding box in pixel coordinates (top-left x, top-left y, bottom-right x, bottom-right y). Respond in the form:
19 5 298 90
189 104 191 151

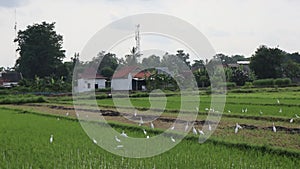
274 78 291 86
253 79 274 87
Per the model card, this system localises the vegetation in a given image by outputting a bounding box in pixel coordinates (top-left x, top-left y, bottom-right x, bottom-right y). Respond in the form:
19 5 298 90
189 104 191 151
14 22 67 79
0 108 299 168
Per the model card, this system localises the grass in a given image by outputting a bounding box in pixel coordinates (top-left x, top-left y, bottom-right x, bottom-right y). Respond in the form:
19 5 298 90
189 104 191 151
0 108 299 168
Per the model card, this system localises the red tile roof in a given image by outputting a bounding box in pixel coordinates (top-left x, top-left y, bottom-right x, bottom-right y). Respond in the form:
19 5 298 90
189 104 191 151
134 71 151 79
112 66 151 79
112 66 140 79
79 68 106 79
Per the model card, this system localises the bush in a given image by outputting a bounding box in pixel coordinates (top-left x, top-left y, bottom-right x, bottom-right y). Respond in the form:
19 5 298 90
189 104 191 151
274 78 291 86
217 82 236 88
253 79 274 87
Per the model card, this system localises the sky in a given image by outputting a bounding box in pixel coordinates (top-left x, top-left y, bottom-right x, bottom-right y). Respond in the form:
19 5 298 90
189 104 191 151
0 0 300 67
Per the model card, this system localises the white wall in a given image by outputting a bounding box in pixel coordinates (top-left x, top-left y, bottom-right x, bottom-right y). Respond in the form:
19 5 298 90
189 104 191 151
111 74 132 91
76 78 106 93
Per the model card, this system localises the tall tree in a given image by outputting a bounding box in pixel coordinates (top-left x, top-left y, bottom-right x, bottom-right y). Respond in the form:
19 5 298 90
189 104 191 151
250 45 285 79
125 47 141 65
142 55 161 68
176 50 191 68
14 22 66 79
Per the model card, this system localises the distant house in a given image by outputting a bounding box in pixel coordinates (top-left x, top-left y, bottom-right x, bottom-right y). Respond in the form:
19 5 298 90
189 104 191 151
0 70 23 88
76 68 107 93
111 66 151 91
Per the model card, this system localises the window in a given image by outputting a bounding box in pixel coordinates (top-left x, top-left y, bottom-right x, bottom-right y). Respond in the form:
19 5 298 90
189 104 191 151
87 83 91 89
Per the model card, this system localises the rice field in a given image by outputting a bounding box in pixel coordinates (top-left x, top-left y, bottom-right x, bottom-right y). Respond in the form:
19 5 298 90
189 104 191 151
0 108 299 168
0 87 300 168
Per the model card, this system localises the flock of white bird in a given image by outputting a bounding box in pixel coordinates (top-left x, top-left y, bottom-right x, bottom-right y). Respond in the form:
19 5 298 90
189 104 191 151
49 99 299 147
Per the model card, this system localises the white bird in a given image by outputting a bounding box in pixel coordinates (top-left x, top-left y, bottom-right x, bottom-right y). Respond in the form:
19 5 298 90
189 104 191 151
150 122 154 129
192 127 197 135
116 145 124 149
66 112 69 116
50 134 53 143
170 136 175 143
120 130 128 138
277 99 280 104
57 118 60 121
146 135 150 139
295 114 300 118
195 107 199 112
143 129 147 135
279 108 282 113
235 123 242 134
290 118 294 123
245 108 248 113
272 123 277 133
170 125 175 130
139 117 144 126
208 124 212 131
205 108 209 111
236 123 242 129
115 136 121 143
259 110 263 115
184 122 189 132
228 110 231 113
197 129 204 135
92 138 97 144
234 127 239 134
242 109 244 113
134 110 137 117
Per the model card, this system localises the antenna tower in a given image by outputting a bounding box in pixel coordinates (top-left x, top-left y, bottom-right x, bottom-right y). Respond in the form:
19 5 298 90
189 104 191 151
135 24 141 56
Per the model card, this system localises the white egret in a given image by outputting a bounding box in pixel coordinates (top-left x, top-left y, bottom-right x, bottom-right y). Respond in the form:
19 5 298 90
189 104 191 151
259 110 263 115
92 138 97 144
192 127 197 135
295 114 300 118
242 109 244 113
116 145 124 149
143 129 147 135
228 110 231 113
66 112 69 116
150 122 154 129
134 110 137 117
235 123 242 134
57 118 60 121
170 136 176 143
197 129 205 135
146 135 150 139
184 122 189 132
277 99 280 104
170 125 175 130
115 136 121 143
139 117 144 126
120 130 128 138
208 124 212 131
205 108 209 111
50 135 53 143
290 118 294 123
279 108 282 113
272 123 277 133
245 108 248 113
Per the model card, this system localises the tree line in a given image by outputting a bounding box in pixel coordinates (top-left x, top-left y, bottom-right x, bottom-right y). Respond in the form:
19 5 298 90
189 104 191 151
11 22 300 91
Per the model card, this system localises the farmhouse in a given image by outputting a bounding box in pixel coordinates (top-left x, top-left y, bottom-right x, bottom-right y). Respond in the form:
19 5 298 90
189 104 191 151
111 66 151 91
76 68 107 93
0 70 23 88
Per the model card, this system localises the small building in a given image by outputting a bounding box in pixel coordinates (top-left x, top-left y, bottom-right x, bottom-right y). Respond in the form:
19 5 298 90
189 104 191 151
0 70 23 88
76 68 107 93
111 66 151 91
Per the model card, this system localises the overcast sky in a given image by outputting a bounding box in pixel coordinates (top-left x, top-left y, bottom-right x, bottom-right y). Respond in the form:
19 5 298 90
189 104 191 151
1 0 300 67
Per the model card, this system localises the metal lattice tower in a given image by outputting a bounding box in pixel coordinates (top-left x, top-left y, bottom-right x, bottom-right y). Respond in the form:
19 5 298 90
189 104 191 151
14 9 17 57
135 24 141 56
